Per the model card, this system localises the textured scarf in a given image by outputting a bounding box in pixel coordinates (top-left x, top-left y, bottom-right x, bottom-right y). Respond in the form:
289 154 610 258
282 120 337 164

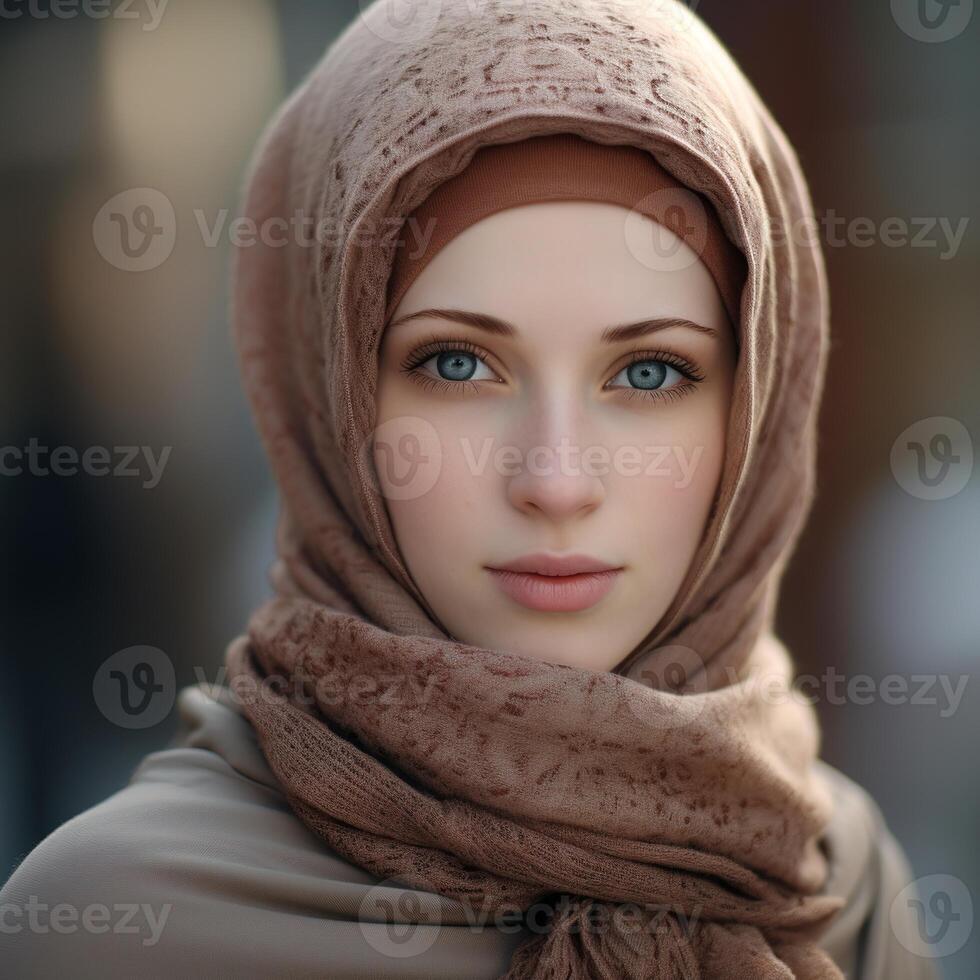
224 0 844 975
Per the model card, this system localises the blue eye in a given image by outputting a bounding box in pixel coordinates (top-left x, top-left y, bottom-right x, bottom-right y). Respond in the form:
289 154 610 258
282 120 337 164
422 349 496 383
608 359 685 391
401 339 501 393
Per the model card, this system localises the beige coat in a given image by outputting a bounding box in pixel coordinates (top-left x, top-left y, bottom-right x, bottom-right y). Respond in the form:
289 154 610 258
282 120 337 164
0 684 939 978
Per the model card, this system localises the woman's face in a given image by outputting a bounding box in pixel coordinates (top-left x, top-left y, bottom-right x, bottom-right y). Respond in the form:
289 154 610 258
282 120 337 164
375 201 737 671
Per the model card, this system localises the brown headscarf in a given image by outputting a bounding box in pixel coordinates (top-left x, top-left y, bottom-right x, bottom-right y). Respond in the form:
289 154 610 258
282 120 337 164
224 0 843 975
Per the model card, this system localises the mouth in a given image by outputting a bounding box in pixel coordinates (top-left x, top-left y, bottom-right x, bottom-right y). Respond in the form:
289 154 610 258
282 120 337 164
484 553 624 612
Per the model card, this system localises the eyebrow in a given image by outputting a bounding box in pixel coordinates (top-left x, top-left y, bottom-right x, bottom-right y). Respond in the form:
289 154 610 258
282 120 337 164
386 308 718 342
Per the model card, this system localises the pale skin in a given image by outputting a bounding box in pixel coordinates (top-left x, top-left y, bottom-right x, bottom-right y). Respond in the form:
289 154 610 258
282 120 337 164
375 201 737 671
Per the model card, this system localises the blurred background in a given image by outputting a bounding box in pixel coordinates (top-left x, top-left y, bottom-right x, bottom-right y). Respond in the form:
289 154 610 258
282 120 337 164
1 1 977 975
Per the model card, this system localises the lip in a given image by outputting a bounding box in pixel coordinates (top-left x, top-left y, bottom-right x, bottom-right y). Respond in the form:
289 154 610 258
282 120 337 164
487 552 621 576
484 553 624 612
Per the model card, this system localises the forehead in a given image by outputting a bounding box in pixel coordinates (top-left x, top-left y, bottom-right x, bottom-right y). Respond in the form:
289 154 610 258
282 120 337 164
393 201 729 342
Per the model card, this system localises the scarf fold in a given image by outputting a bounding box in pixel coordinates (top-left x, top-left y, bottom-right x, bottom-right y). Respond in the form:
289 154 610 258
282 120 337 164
226 0 842 975
224 608 842 977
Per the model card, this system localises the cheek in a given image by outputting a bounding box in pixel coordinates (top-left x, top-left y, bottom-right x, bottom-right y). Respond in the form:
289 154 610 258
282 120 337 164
374 407 493 574
611 407 727 562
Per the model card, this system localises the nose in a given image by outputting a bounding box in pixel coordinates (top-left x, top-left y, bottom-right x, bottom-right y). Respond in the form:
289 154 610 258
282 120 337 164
505 397 607 523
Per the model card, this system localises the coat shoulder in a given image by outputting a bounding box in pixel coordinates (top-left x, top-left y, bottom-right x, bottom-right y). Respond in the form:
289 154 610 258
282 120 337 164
814 760 940 980
0 685 385 978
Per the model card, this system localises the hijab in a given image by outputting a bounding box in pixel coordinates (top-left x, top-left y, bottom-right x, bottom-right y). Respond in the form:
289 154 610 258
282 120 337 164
223 0 844 975
383 131 748 329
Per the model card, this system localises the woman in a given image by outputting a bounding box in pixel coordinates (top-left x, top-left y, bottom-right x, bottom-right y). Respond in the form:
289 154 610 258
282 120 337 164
0 1 939 977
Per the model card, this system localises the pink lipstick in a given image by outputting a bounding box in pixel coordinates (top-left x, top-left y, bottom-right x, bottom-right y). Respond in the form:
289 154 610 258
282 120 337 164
484 553 624 613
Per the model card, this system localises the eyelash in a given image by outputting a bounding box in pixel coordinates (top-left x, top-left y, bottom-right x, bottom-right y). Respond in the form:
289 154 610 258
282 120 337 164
399 337 489 397
398 335 706 403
